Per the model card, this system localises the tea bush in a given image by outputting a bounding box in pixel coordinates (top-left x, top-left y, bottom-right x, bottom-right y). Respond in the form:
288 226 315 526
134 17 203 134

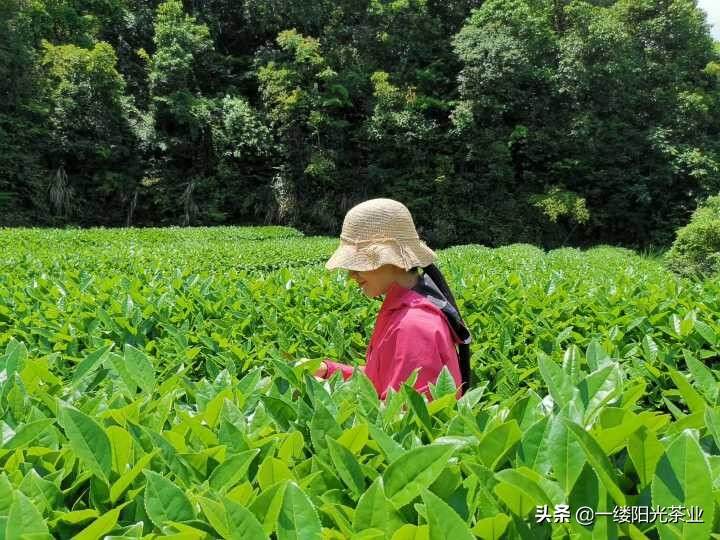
0 227 719 539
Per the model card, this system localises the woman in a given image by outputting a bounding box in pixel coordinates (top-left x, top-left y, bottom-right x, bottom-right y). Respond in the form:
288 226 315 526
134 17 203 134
315 198 472 399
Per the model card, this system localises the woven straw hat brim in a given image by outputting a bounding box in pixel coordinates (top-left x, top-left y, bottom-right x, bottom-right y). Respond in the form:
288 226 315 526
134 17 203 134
325 238 436 271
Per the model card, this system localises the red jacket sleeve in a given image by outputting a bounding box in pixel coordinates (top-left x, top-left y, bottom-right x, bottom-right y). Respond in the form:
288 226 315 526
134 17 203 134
323 359 364 381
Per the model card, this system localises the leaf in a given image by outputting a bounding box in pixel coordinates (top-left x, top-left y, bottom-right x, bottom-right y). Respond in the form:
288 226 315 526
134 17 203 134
59 404 112 484
383 444 456 507
248 481 287 535
403 384 434 438
476 420 522 471
668 368 706 414
0 473 13 516
277 482 322 540
257 457 293 491
18 469 62 514
337 423 368 455
199 496 265 540
105 351 137 395
585 339 609 371
684 351 718 404
223 498 266 540
705 407 720 450
73 505 124 540
562 344 582 384
124 344 156 394
71 344 113 387
2 419 53 450
109 449 158 503
694 320 717 346
391 524 430 540
143 469 195 528
327 437 365 499
430 366 457 400
492 481 536 518
472 513 511 540
367 423 404 462
421 489 474 540
641 335 658 362
107 425 133 474
538 353 574 408
278 431 305 462
208 449 259 494
493 468 552 507
309 403 342 455
457 384 486 411
628 427 664 490
651 430 715 540
6 490 50 540
563 420 626 506
51 509 99 526
353 477 403 537
517 417 553 475
546 414 586 496
261 396 297 431
578 364 623 423
3 339 27 380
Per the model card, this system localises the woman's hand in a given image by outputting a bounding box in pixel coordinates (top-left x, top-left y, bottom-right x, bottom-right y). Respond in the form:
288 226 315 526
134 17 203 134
315 361 328 378
293 358 328 379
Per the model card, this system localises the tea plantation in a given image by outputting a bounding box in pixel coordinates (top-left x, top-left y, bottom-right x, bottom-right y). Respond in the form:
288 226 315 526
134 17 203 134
0 227 719 539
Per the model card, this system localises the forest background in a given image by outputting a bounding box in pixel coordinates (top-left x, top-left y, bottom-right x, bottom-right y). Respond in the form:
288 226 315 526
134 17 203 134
2 0 720 250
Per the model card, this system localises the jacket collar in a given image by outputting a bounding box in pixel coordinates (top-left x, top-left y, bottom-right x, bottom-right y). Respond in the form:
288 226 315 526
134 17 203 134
381 280 416 312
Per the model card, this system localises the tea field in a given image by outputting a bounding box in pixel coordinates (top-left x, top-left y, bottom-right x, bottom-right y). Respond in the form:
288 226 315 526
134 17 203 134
1 227 720 539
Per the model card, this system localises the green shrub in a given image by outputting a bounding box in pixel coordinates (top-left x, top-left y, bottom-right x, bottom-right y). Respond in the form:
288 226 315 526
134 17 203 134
665 194 720 277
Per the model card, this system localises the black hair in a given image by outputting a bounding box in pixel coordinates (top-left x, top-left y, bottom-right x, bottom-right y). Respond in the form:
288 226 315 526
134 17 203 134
420 263 472 395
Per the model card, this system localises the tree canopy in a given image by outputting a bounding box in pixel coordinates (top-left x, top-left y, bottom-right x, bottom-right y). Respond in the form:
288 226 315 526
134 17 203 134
1 0 719 248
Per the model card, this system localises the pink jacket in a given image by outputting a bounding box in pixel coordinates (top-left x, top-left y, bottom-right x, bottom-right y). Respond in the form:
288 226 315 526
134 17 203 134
323 281 463 400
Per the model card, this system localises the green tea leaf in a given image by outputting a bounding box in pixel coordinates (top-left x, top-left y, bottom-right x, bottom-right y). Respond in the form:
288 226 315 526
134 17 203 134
472 513 511 540
628 426 664 490
564 420 626 506
651 430 715 540
353 477 403 536
257 457 294 491
538 353 574 408
476 420 522 471
430 366 457 400
391 524 429 540
684 351 718 404
124 344 156 395
248 481 288 536
73 505 124 540
72 344 113 387
2 419 53 450
421 489 473 540
224 498 266 540
6 490 50 540
109 449 158 503
59 404 112 484
547 414 586 496
143 469 195 528
209 449 259 494
383 444 456 507
277 482 322 540
327 436 365 499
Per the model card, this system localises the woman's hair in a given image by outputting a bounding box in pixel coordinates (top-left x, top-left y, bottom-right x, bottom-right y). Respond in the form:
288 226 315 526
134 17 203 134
421 264 472 395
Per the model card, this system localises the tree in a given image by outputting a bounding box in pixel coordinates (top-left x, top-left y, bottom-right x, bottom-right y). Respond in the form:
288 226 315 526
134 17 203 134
40 41 141 224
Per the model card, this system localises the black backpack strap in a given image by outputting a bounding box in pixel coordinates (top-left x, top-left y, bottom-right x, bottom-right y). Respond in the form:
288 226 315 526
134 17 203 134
411 272 472 345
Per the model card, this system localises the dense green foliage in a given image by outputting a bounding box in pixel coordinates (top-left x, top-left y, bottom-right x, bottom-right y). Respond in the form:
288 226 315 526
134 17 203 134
2 228 720 538
1 0 720 248
666 194 720 278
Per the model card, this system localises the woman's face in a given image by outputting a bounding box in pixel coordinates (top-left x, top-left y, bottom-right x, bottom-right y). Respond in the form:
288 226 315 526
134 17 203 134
347 266 395 297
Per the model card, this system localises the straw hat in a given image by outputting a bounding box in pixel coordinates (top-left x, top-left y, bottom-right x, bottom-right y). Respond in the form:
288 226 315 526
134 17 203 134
325 198 437 271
